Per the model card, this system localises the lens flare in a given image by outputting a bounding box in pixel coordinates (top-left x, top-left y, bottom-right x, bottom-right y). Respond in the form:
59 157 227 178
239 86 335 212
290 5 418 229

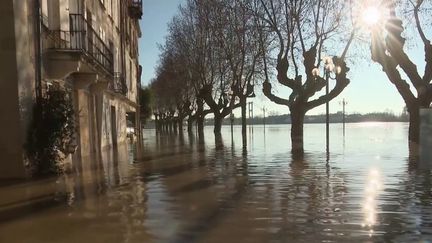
362 6 381 26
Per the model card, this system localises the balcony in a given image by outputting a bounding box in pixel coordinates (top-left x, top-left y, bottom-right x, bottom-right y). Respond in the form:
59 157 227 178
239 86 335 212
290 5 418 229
44 14 114 78
109 72 128 96
128 0 143 19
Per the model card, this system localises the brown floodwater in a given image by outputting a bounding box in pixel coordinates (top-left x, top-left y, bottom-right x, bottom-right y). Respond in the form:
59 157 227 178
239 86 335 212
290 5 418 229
0 123 431 242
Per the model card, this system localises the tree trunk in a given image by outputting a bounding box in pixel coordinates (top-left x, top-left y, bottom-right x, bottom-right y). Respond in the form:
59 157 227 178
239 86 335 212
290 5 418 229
154 117 159 132
169 121 173 132
196 98 205 135
164 122 168 132
197 116 204 135
408 106 420 145
215 132 223 150
161 121 166 132
214 115 223 134
172 121 176 132
290 110 305 154
240 96 247 146
187 117 193 133
178 118 183 132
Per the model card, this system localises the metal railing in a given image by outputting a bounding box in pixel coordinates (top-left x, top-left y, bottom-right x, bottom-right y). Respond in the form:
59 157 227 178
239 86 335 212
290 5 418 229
128 0 143 19
109 72 128 95
46 14 114 75
130 0 142 8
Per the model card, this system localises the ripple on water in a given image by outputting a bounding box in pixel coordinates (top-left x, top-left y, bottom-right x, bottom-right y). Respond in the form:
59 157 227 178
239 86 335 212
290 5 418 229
1 124 432 242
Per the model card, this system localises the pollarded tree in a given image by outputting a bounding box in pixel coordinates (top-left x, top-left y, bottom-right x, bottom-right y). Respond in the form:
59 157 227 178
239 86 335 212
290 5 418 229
257 0 354 153
150 51 188 132
192 0 243 135
369 0 432 148
213 0 264 143
169 1 214 134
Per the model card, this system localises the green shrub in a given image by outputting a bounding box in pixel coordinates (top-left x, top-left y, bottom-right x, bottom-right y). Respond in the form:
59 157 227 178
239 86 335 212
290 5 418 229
26 85 76 176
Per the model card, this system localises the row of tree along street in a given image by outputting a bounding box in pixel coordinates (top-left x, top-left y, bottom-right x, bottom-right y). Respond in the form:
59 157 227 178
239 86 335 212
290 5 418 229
148 0 432 154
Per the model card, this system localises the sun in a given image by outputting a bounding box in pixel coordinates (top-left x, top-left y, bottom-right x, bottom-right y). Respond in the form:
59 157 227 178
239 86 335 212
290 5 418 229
361 6 382 27
352 0 389 32
361 6 381 27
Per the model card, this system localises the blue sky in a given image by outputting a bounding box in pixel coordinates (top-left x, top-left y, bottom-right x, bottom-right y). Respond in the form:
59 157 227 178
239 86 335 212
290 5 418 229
139 0 410 116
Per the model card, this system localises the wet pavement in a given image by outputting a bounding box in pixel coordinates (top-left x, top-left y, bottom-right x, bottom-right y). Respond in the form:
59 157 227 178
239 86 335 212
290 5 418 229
0 123 432 242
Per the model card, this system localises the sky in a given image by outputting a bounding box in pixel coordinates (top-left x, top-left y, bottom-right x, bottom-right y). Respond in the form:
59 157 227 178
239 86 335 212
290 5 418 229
139 0 410 117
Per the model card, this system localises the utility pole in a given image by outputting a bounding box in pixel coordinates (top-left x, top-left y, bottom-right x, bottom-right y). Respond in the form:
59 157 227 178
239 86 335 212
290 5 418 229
262 107 266 127
340 99 348 137
248 102 254 123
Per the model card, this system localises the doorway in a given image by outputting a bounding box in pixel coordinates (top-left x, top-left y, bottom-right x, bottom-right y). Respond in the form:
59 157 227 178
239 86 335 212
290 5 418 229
111 106 117 147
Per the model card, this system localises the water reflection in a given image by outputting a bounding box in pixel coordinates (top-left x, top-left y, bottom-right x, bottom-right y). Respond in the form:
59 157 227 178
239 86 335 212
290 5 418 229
361 168 382 236
1 124 432 242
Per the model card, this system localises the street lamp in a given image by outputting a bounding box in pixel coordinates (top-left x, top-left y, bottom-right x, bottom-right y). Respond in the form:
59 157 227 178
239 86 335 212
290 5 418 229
313 56 340 154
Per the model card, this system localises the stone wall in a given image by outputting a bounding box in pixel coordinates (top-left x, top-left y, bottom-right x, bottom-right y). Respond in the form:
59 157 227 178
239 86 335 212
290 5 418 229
0 0 35 178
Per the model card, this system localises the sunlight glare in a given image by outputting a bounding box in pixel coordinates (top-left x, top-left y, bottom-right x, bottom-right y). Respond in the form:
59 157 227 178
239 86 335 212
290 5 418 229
362 6 381 26
361 167 383 235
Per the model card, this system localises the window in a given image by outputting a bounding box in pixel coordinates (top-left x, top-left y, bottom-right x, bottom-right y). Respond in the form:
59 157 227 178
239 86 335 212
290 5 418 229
41 0 49 27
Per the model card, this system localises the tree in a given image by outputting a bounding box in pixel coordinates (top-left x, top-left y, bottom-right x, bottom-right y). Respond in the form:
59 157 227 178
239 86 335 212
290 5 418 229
256 0 354 153
370 0 432 148
213 0 264 143
150 49 192 132
191 0 243 135
168 1 214 134
139 87 152 124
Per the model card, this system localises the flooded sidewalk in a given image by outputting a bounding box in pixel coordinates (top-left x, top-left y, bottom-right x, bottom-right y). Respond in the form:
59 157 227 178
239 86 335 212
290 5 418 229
0 124 431 242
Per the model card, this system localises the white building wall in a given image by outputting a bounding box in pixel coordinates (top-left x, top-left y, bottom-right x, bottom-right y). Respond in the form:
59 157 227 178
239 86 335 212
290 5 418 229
101 94 133 149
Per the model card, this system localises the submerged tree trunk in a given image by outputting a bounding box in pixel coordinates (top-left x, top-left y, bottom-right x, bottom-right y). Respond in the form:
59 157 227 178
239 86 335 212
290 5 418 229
173 120 178 133
178 118 183 132
196 98 205 135
290 109 305 154
197 116 204 135
408 106 420 145
214 115 223 134
154 117 159 132
215 132 223 150
169 121 174 132
187 117 194 133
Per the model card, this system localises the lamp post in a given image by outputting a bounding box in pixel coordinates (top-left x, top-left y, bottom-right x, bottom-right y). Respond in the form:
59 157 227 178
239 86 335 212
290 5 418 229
323 56 338 155
313 57 339 154
325 67 330 154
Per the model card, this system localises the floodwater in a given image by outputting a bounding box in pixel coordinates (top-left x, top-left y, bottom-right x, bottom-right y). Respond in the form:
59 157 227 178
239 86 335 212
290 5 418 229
1 123 432 242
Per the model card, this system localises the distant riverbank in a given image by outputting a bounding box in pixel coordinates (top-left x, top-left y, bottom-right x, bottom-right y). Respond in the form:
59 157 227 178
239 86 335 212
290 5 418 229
216 112 408 125
143 112 409 128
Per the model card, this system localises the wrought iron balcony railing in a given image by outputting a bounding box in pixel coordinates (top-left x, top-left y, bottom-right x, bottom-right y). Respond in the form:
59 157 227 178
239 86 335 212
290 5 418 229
128 0 143 19
109 72 128 95
45 14 114 75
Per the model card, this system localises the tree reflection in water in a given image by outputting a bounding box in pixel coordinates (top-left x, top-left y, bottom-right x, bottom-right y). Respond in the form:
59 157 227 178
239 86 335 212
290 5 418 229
1 124 432 242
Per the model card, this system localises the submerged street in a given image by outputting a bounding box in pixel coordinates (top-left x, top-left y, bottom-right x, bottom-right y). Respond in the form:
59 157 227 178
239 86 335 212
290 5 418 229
1 123 431 242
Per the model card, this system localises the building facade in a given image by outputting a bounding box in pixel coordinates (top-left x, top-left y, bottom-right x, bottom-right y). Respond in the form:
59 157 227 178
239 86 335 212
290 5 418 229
0 0 142 178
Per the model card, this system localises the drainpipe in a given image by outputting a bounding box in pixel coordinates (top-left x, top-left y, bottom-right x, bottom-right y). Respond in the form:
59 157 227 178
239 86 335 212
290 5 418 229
34 0 42 100
120 0 126 90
